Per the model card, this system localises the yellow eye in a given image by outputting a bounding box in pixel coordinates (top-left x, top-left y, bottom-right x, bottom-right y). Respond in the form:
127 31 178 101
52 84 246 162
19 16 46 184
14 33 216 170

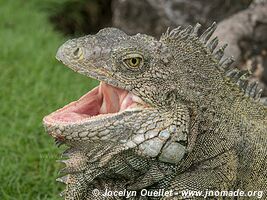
129 57 141 67
123 56 143 69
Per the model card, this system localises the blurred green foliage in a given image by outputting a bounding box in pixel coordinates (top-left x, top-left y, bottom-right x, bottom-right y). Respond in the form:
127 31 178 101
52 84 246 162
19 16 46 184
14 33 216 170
0 0 98 199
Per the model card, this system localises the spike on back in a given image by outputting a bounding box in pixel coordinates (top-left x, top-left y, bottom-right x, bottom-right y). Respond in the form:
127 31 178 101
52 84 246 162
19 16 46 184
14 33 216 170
213 44 228 61
207 36 219 53
192 23 201 36
161 22 264 102
219 57 235 70
199 22 217 44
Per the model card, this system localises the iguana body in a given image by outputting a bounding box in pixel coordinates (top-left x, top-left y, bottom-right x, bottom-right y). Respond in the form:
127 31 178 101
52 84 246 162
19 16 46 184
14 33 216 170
43 23 267 199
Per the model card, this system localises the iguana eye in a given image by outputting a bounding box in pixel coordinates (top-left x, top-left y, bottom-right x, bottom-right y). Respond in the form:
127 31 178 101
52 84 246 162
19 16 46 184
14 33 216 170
122 54 144 69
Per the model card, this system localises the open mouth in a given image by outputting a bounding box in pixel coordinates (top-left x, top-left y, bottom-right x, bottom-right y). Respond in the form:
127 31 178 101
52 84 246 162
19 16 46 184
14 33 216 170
43 82 148 125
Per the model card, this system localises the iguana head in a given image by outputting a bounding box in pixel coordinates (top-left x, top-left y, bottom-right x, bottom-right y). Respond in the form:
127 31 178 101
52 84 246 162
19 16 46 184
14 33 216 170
54 27 174 109
43 27 190 164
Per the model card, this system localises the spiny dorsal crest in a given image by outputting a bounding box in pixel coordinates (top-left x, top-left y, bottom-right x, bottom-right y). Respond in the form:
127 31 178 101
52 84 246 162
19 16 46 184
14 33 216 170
160 22 263 102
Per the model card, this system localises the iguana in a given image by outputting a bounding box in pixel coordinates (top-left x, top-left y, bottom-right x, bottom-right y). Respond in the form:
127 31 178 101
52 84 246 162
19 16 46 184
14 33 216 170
43 23 267 199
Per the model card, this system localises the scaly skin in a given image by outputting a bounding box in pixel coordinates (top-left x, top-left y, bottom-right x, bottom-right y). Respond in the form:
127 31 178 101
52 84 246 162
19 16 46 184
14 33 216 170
43 23 267 199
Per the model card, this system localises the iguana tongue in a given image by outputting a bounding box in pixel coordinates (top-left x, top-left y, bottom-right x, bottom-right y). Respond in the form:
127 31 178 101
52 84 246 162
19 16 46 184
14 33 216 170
44 82 141 123
99 82 130 114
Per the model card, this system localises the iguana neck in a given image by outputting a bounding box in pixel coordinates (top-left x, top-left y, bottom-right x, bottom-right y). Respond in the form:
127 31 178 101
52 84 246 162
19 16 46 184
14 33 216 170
202 79 266 122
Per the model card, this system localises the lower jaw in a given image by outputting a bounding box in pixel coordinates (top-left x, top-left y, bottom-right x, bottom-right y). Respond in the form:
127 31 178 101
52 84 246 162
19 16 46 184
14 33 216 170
43 106 147 143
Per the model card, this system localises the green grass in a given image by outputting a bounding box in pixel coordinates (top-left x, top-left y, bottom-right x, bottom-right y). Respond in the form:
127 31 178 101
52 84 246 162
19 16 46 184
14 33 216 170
0 0 98 199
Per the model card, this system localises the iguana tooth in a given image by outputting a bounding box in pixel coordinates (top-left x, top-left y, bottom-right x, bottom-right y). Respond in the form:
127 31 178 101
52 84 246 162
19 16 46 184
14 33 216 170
207 36 218 53
199 22 217 44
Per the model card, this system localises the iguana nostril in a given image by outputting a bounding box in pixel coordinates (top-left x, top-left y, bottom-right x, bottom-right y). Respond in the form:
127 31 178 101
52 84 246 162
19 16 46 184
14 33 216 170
73 47 80 56
73 47 83 59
